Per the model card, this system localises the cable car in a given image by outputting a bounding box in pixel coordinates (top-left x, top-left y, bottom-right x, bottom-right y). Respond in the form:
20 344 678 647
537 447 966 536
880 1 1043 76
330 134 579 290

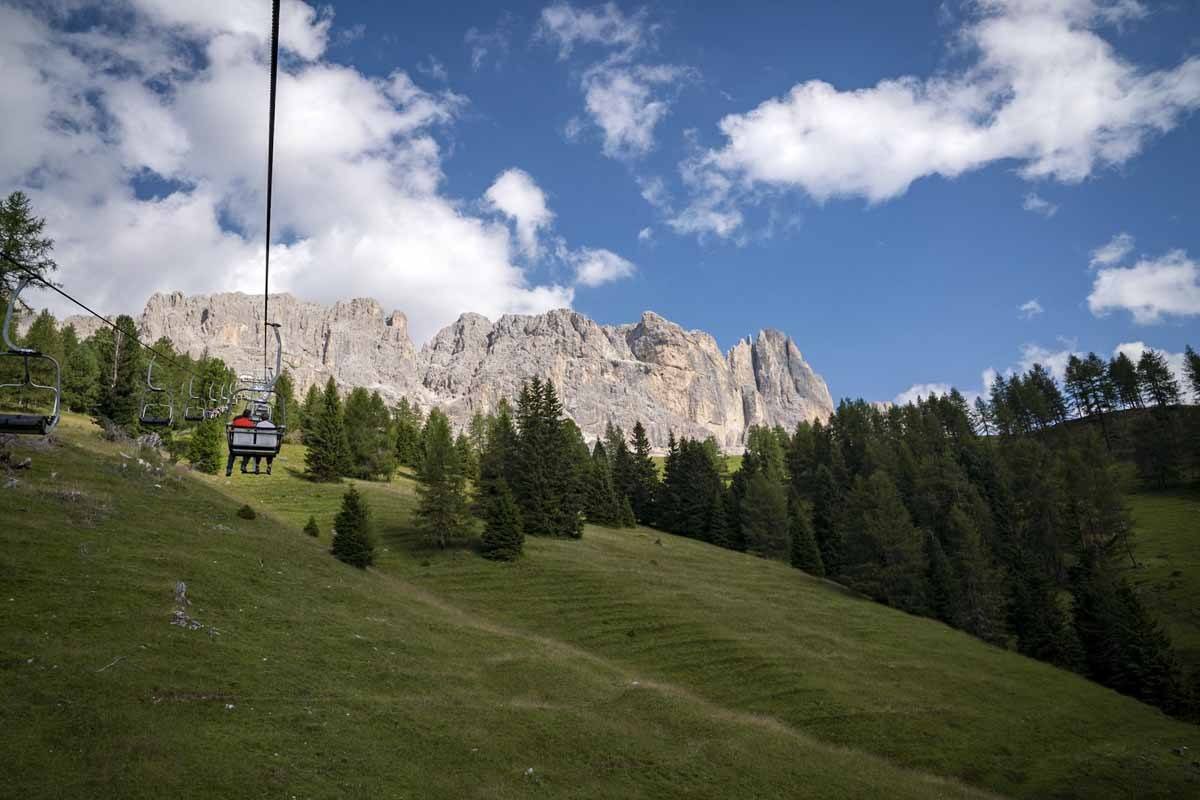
0 277 61 435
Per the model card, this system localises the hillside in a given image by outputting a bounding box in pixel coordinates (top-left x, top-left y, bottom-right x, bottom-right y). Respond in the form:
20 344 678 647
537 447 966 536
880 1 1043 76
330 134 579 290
1 417 1198 799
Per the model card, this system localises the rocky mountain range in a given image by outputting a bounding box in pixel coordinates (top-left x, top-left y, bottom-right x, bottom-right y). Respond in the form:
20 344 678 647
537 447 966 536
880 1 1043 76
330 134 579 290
82 291 834 449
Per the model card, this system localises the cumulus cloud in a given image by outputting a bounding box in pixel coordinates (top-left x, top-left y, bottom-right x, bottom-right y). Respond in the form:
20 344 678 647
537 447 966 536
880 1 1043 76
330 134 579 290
1022 192 1058 217
538 2 693 160
1018 298 1044 318
1088 248 1200 323
676 0 1200 235
0 1 582 343
1089 231 1134 268
566 247 636 287
637 226 653 242
893 382 954 405
484 168 555 259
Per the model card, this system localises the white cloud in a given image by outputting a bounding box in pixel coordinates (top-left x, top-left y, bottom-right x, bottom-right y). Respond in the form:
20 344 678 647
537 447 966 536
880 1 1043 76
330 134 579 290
417 55 448 82
539 3 693 160
1088 248 1200 324
465 14 513 71
1089 231 1134 268
537 2 647 59
567 247 636 287
0 2 578 343
1018 298 1044 318
678 0 1200 236
484 168 555 260
1022 192 1058 217
893 383 954 405
637 226 653 243
1113 341 1188 387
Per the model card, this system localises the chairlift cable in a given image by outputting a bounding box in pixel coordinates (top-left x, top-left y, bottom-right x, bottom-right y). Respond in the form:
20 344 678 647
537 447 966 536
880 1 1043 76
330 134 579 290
0 251 212 384
262 0 281 378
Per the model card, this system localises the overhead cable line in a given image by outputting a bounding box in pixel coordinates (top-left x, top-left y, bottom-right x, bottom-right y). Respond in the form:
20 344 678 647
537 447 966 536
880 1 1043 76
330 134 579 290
0 250 212 383
262 0 281 377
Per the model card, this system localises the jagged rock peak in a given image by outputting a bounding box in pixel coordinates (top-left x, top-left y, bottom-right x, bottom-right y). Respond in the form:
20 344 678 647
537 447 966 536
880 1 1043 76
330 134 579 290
134 292 834 449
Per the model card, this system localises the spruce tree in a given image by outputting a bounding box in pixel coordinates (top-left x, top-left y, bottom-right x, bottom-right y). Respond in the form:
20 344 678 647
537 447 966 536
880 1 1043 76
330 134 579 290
627 421 659 524
344 388 396 479
788 495 824 575
585 442 622 526
187 418 224 474
840 472 928 614
305 377 349 481
741 471 788 560
331 484 375 568
415 408 472 548
479 477 524 561
300 384 322 436
811 464 842 573
392 396 424 468
304 515 320 538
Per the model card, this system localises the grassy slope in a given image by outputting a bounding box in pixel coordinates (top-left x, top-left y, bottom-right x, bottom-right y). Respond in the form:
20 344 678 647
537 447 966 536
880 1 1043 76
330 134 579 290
1125 485 1200 668
0 415 1195 799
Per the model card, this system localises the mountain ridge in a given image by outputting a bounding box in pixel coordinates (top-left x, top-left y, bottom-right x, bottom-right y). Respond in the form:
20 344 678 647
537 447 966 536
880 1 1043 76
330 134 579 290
77 290 834 448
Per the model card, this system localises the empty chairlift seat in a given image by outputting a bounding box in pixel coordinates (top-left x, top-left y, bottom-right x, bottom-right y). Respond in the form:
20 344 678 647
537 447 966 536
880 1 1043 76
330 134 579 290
0 277 61 436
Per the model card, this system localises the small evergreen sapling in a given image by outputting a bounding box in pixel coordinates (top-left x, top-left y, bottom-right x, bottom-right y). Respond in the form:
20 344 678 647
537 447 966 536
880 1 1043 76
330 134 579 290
331 485 375 568
304 515 320 538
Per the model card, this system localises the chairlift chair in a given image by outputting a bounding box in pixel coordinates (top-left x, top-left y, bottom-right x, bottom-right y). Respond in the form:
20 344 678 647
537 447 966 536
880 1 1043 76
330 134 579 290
0 277 62 435
225 322 286 472
138 354 174 427
182 375 205 422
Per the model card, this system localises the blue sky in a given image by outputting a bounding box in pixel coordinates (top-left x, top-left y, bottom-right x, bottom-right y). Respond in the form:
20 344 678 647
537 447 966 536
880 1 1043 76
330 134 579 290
2 0 1198 403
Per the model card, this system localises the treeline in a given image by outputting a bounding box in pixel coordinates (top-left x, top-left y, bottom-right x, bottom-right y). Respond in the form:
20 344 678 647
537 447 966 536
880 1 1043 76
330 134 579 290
981 347 1200 486
654 357 1197 720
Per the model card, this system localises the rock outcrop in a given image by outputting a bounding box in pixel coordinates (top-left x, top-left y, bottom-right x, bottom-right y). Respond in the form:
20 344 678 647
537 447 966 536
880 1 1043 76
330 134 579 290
135 291 833 449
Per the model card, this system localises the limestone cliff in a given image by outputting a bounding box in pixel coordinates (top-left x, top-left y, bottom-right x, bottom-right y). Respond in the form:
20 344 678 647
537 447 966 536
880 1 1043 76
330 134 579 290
136 291 834 448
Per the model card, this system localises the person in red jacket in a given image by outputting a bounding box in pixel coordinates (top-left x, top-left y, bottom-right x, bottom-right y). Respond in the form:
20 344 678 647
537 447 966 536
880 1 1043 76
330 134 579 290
225 410 256 476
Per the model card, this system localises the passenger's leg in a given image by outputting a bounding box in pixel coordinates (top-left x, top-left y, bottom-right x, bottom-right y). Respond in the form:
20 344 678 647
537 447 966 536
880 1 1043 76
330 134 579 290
225 450 236 477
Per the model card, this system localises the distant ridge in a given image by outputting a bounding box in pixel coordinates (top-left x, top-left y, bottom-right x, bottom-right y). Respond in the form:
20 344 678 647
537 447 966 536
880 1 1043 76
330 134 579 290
120 290 831 448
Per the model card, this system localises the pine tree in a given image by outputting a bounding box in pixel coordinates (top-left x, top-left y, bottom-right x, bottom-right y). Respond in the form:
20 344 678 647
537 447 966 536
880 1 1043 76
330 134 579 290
61 334 100 412
187 418 224 474
1184 345 1200 402
479 477 524 561
585 441 623 526
304 515 320 538
331 485 375 568
305 377 349 481
415 408 472 548
1072 555 1188 713
0 190 57 299
924 531 957 623
811 463 843 573
274 370 298 430
344 387 396 479
300 384 322 435
741 471 788 560
1136 349 1181 407
94 316 143 429
840 472 928 614
627 421 659 524
1108 353 1143 409
392 396 425 468
788 494 824 575
455 431 478 483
